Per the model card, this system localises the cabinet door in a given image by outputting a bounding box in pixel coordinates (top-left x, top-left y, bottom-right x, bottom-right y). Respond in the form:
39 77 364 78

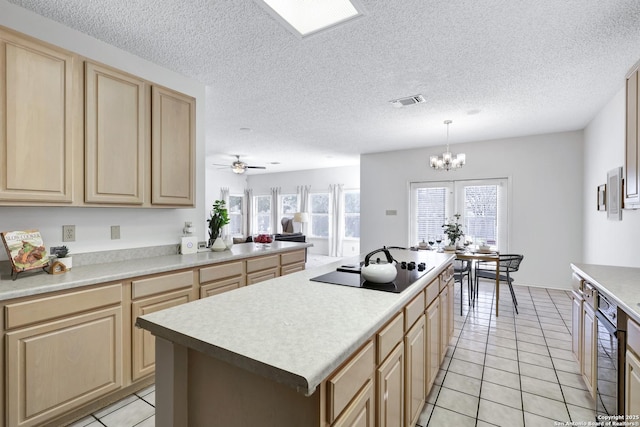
581 303 596 398
131 288 194 380
376 343 404 427
626 67 640 207
333 379 375 427
626 349 640 417
404 315 426 427
447 279 454 339
425 298 440 394
439 285 450 364
85 61 146 204
0 29 78 203
571 291 583 363
151 85 195 206
6 306 122 427
281 262 305 276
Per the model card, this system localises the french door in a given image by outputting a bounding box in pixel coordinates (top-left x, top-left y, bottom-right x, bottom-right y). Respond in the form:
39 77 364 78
410 178 509 252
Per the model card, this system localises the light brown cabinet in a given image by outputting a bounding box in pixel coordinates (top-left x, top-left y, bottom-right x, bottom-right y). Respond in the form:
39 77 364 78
131 270 196 381
199 261 246 298
247 254 281 285
625 318 640 417
84 61 147 204
5 284 123 427
571 290 583 363
333 379 375 427
425 297 440 393
581 300 597 398
376 343 404 427
626 62 640 208
151 85 195 206
0 27 80 204
280 249 306 275
404 315 426 427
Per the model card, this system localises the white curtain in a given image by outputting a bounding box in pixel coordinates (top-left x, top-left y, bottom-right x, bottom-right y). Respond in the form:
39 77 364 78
297 185 311 234
329 184 344 257
220 187 230 237
271 187 280 234
244 188 253 237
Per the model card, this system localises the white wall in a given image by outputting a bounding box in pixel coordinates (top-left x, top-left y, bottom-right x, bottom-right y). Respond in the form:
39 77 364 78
243 166 361 255
361 131 584 288
0 2 207 259
583 87 640 265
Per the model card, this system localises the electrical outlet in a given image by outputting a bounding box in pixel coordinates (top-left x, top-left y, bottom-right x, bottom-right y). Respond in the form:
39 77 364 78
111 225 120 240
62 225 75 242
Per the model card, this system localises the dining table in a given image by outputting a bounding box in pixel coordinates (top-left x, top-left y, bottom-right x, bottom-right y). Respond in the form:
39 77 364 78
453 250 501 317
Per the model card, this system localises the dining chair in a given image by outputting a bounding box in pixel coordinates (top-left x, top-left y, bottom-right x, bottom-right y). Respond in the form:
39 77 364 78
474 254 524 314
453 259 473 315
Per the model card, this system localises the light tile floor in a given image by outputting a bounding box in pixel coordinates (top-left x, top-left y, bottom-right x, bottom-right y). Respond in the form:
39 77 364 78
68 277 593 427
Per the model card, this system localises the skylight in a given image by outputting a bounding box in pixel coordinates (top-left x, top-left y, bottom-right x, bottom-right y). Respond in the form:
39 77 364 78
257 0 364 37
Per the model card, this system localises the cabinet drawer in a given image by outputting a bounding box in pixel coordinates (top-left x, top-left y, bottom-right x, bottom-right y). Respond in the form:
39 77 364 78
281 249 305 266
377 312 404 364
583 282 597 309
247 267 279 285
628 318 640 357
5 283 122 330
200 261 243 283
404 291 425 331
281 262 305 276
425 279 439 307
327 340 375 423
246 255 279 273
200 276 245 298
132 270 194 299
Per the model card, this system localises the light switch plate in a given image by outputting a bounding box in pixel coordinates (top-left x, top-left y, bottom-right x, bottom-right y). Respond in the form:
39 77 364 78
111 225 120 240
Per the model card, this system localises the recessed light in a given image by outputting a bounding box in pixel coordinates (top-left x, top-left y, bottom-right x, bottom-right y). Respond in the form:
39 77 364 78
255 0 365 37
239 127 252 132
269 162 281 165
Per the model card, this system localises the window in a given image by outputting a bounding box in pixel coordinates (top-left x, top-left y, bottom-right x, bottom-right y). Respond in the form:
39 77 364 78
255 195 272 233
410 179 508 251
280 194 298 217
310 193 329 237
344 190 360 238
228 195 244 236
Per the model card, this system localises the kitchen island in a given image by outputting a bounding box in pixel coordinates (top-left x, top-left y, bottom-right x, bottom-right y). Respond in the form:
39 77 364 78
137 249 455 427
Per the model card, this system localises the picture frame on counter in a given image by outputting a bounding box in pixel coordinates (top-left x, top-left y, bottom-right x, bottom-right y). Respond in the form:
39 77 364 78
597 184 606 211
607 167 622 220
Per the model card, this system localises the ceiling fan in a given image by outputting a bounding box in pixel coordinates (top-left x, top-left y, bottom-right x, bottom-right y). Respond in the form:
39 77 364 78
214 155 266 174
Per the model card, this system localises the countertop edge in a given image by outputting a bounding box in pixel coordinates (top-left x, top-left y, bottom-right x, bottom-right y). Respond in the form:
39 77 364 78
570 263 640 325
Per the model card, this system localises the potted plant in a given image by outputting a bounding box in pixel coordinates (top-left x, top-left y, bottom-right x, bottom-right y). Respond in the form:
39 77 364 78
55 245 72 269
207 200 230 251
442 214 464 250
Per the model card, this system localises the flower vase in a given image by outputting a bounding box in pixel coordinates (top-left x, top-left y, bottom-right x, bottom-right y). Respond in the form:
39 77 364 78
211 237 227 252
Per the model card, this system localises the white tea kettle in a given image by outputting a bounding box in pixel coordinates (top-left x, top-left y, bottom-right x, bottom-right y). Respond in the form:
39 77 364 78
361 248 397 283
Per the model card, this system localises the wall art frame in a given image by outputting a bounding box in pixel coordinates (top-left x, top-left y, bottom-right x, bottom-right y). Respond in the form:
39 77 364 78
607 167 622 220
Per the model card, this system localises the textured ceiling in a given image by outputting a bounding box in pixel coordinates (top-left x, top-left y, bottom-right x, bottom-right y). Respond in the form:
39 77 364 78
8 0 640 173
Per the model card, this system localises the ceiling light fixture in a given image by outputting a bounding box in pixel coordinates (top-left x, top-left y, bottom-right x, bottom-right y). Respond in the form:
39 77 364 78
430 120 465 171
256 0 364 37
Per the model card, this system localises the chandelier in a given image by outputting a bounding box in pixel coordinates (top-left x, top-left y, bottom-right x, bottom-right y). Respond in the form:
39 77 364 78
430 120 466 171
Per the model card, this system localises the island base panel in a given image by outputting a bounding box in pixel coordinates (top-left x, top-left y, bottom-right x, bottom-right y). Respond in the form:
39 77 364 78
155 337 325 427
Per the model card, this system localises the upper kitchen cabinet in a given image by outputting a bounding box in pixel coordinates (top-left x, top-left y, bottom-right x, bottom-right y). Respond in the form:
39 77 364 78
625 61 640 208
0 28 80 204
85 61 147 205
151 86 195 206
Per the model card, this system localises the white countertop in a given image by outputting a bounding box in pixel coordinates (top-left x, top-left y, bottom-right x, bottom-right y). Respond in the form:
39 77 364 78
137 249 454 396
571 263 640 325
0 241 311 302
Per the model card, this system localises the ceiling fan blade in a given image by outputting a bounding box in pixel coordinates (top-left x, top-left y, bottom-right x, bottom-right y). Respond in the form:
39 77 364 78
246 165 266 169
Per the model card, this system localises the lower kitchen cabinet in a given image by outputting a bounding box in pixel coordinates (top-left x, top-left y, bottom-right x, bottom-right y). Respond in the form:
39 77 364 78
376 344 404 427
425 297 440 393
5 285 123 427
199 261 246 298
280 249 306 276
571 290 583 363
581 301 597 398
247 254 280 285
404 315 426 427
333 379 375 427
131 271 196 381
626 318 640 416
439 283 450 363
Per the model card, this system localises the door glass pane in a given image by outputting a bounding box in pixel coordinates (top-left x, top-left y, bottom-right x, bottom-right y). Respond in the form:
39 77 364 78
463 185 498 246
416 187 447 242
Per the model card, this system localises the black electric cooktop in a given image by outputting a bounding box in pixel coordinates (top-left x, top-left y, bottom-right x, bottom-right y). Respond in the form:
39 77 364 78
310 262 433 294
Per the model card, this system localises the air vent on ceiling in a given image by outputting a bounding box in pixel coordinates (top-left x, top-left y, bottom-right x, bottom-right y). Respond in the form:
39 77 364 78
389 94 426 108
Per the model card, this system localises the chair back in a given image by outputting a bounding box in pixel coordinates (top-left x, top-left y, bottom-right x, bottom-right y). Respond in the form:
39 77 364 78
499 254 524 272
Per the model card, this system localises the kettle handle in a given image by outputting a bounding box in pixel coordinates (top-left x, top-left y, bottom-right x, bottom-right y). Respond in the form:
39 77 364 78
364 248 395 266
